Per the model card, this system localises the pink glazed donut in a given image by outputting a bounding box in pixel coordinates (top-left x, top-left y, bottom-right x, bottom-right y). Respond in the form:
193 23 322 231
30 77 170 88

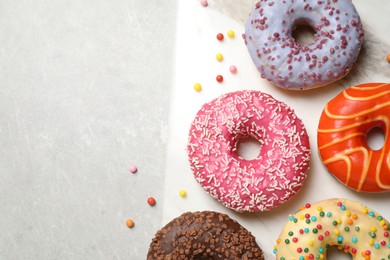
244 0 364 90
187 91 311 212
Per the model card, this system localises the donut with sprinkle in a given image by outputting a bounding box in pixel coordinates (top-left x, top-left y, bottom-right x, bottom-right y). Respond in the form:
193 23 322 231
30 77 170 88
147 211 264 259
244 0 364 90
187 90 311 212
274 198 390 259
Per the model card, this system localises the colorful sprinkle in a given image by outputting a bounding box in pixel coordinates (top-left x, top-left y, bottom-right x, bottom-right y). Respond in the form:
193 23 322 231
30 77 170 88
199 0 208 7
129 165 137 173
147 197 156 206
193 83 202 92
227 30 235 38
216 75 223 83
216 33 224 41
387 54 390 63
229 65 237 74
216 53 224 62
179 189 187 197
125 219 135 228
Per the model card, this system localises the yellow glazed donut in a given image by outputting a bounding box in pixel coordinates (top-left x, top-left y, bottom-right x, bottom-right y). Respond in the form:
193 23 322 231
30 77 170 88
274 198 390 259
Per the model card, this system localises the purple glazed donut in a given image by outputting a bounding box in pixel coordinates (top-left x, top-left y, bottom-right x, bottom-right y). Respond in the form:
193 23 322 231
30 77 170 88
244 0 364 90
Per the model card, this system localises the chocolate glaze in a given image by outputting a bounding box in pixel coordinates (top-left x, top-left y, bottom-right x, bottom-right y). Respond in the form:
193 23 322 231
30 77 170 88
147 211 264 259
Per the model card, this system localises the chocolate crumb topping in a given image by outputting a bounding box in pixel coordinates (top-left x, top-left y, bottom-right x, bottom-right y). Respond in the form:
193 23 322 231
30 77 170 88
147 211 264 260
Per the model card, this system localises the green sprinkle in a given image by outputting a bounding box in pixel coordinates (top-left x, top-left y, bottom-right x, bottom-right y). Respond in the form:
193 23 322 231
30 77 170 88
355 226 360 231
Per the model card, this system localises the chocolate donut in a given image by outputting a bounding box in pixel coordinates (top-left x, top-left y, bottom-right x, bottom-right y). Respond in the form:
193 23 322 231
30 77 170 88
147 211 264 259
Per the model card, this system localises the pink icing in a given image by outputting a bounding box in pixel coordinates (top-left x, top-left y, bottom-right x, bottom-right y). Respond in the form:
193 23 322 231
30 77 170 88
187 91 311 212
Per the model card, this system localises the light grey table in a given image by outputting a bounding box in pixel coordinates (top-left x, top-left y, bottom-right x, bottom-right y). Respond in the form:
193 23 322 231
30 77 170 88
0 1 176 259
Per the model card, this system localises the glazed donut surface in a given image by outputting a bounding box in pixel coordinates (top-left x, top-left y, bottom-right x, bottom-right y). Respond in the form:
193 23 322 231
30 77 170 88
274 198 390 260
318 83 390 192
147 211 264 259
244 0 364 90
187 90 311 212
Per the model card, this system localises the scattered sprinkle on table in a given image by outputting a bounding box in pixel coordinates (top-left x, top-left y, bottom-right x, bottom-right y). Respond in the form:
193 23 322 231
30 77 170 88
200 0 208 7
125 219 135 228
387 54 390 63
193 83 202 92
216 53 223 62
147 197 156 206
216 75 223 83
227 30 235 38
229 65 237 74
179 189 187 197
129 165 137 173
216 33 224 41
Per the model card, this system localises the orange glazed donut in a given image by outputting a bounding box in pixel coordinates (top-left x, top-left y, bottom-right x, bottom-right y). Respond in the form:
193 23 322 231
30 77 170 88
318 83 390 192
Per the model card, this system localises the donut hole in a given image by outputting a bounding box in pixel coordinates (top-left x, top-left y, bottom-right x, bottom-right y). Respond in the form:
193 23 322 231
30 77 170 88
292 21 316 46
366 127 385 151
326 246 352 259
236 135 261 160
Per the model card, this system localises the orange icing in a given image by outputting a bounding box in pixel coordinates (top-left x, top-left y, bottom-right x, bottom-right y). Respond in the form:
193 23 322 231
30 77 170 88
318 83 390 192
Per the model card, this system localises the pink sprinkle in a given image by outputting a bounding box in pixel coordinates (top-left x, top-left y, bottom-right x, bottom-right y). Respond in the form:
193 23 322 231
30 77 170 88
129 165 137 173
229 65 237 74
200 0 208 7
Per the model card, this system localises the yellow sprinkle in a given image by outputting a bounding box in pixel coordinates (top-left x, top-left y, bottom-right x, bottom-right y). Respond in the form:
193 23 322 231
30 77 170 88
317 206 322 211
319 254 324 259
334 229 340 235
345 210 351 217
179 189 187 197
380 220 386 226
369 239 374 246
308 240 314 246
370 227 377 232
336 218 342 224
300 215 305 220
362 208 369 214
227 30 235 38
216 53 224 61
193 83 202 92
